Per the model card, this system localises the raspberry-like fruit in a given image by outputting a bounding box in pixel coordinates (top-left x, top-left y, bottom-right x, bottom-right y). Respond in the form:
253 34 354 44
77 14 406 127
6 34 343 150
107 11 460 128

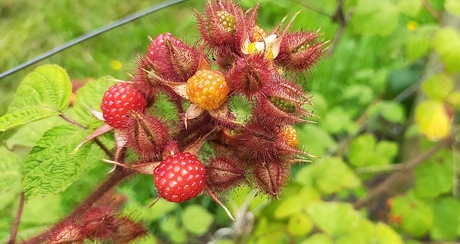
279 125 299 148
216 11 236 33
154 152 206 203
100 83 147 129
186 70 229 110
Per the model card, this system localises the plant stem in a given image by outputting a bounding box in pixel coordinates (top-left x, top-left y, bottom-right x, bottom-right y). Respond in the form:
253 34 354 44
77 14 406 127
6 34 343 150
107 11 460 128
8 192 25 244
22 167 133 244
354 125 460 209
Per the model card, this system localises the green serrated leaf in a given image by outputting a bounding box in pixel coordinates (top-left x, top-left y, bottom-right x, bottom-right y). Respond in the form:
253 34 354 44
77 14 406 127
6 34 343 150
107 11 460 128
430 197 460 241
351 0 399 36
308 202 363 236
0 65 71 131
182 205 214 235
72 76 116 127
414 155 452 199
0 146 23 194
445 0 460 17
23 124 93 199
391 191 433 237
0 107 60 132
297 157 361 194
6 116 65 148
422 73 454 101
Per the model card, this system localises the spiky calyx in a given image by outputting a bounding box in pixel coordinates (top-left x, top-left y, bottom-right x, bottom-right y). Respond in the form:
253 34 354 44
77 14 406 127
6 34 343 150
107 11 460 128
127 113 170 161
254 160 290 198
147 33 202 82
196 0 245 48
186 70 229 110
275 31 325 72
206 156 246 192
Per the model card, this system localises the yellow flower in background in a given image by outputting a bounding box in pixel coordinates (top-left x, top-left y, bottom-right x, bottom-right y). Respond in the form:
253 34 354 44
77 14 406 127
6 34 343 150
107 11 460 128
415 100 452 141
110 60 123 70
406 20 419 31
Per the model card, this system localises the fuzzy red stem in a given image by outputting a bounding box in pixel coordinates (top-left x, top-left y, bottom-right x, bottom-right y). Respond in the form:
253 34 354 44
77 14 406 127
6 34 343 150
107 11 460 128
8 192 25 244
21 167 133 244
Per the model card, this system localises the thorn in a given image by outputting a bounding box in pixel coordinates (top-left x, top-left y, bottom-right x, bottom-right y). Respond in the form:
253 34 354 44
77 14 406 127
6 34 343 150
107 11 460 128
148 196 161 208
205 186 236 222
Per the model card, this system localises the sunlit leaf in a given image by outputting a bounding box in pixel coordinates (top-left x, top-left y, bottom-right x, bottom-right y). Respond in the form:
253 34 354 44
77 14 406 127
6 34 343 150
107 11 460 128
347 133 398 167
351 0 399 36
0 65 72 131
415 100 451 141
182 205 214 235
422 73 454 101
288 213 312 236
0 146 23 194
374 222 404 244
432 28 460 73
430 197 460 241
391 191 433 237
414 152 452 199
445 0 460 17
300 233 334 244
296 124 336 156
397 0 422 16
297 157 361 194
23 124 93 199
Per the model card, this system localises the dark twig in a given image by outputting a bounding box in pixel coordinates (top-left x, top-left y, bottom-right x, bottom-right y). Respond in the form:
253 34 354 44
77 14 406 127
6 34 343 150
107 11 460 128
354 125 460 209
8 192 25 244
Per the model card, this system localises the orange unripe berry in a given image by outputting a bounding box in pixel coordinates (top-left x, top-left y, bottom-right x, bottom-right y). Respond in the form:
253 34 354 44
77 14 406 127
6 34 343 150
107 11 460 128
279 125 299 148
186 70 229 110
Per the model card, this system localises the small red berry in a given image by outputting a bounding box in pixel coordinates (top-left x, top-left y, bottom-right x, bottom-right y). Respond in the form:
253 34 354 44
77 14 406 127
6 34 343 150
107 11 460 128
146 33 180 63
100 83 147 129
154 152 206 203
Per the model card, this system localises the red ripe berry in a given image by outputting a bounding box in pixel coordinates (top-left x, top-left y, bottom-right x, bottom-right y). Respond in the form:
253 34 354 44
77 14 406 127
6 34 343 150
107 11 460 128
154 152 206 203
100 83 147 129
146 33 180 63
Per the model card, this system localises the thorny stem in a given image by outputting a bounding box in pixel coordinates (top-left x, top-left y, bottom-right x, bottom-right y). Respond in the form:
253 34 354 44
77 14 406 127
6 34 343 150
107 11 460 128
22 167 133 244
60 113 87 129
94 137 113 158
8 192 24 244
354 125 460 209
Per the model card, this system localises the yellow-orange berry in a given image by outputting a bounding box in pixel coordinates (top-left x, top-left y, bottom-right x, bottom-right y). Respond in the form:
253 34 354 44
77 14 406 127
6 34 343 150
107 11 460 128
217 11 236 33
186 70 229 110
279 125 299 148
251 25 266 42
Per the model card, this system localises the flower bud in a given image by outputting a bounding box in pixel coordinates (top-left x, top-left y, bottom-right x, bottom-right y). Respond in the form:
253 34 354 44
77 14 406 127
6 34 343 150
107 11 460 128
206 156 246 192
196 0 245 49
48 223 84 244
275 31 325 72
147 33 202 82
127 113 170 161
254 160 290 198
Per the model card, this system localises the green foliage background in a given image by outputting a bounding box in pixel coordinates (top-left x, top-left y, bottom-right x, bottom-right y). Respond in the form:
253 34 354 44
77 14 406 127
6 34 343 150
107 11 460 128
1 0 460 243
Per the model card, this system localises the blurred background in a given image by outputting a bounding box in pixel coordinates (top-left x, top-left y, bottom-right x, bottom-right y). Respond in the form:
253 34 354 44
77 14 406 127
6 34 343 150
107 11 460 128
1 0 460 243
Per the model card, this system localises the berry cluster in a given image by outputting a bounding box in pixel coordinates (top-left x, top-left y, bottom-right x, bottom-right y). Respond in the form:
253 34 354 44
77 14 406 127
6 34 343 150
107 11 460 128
90 0 324 212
